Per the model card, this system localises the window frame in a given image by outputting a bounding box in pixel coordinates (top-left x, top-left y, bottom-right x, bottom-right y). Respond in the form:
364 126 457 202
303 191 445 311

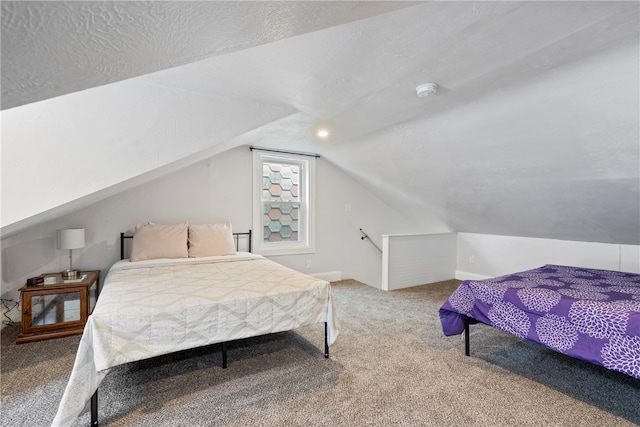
252 150 316 256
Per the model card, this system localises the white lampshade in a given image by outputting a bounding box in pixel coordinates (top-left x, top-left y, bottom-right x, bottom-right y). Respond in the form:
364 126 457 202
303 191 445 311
56 229 85 250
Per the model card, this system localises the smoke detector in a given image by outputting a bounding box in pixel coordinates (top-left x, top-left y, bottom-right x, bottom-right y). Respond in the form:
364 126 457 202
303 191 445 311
416 83 438 97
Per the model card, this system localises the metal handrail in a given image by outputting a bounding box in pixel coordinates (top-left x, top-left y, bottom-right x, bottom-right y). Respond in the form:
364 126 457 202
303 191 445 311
359 228 382 254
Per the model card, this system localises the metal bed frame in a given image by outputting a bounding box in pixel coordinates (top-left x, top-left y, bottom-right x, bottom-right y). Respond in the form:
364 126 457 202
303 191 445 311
89 230 329 426
464 315 473 356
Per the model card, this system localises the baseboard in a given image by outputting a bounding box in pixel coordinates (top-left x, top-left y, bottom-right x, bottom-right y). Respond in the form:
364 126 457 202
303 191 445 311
311 271 342 282
455 270 491 281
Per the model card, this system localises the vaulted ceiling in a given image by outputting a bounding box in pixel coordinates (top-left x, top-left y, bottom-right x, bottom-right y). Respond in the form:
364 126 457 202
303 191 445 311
2 1 639 244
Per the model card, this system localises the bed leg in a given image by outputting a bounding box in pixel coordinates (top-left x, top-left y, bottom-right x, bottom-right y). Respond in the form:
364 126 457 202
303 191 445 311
91 389 98 426
324 322 329 358
464 316 470 357
222 342 227 369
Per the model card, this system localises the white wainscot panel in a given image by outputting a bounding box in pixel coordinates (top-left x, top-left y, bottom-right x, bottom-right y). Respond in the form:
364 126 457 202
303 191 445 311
620 245 640 273
551 240 620 271
382 233 456 291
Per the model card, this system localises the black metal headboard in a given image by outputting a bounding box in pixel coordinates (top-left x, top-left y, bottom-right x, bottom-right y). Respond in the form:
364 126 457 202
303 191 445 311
120 230 252 260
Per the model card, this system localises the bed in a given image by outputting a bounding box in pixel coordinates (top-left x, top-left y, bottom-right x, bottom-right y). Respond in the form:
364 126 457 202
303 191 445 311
53 223 339 426
439 264 640 380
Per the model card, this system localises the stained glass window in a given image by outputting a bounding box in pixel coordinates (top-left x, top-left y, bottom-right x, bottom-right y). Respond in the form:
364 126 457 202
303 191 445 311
262 162 300 242
253 150 315 255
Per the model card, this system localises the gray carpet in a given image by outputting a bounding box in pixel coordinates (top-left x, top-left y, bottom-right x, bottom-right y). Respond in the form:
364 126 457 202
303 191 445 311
1 279 639 426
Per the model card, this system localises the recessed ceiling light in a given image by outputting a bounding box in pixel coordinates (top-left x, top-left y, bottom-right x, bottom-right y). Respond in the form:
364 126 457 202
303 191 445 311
317 129 329 138
416 83 438 97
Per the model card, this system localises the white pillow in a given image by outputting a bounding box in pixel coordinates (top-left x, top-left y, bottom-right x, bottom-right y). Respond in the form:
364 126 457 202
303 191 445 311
188 222 237 257
131 223 188 262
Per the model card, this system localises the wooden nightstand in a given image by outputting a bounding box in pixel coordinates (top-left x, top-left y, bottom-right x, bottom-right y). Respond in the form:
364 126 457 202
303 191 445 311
16 270 100 344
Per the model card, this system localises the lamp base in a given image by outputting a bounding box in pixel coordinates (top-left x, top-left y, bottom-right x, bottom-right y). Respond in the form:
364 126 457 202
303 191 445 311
61 269 81 280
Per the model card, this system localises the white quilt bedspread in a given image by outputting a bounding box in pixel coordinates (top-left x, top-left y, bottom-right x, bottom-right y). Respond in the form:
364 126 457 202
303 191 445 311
52 254 338 426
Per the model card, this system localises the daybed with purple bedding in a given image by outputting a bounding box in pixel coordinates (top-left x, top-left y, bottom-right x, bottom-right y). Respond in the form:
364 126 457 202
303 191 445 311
439 264 640 380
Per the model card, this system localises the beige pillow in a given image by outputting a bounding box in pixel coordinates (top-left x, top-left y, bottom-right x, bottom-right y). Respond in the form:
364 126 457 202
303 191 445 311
130 223 188 261
188 222 237 257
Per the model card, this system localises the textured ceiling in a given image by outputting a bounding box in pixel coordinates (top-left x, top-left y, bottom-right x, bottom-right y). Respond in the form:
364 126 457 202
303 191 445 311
1 1 639 244
1 1 412 109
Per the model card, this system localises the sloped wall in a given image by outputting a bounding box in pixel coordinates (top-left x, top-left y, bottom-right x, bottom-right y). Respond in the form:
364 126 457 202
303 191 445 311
0 79 296 234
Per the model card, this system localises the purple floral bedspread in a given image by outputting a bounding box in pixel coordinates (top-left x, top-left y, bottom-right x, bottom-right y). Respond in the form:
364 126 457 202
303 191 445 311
439 264 640 380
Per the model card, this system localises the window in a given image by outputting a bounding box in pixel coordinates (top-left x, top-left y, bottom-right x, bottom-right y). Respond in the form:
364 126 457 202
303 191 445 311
252 150 315 255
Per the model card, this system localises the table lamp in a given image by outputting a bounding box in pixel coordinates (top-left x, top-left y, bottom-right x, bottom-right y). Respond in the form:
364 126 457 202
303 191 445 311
57 228 85 279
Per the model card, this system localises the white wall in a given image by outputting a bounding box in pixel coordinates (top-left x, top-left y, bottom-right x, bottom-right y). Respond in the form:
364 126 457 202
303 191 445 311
382 233 456 290
1 146 426 325
456 232 640 280
5 145 637 328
